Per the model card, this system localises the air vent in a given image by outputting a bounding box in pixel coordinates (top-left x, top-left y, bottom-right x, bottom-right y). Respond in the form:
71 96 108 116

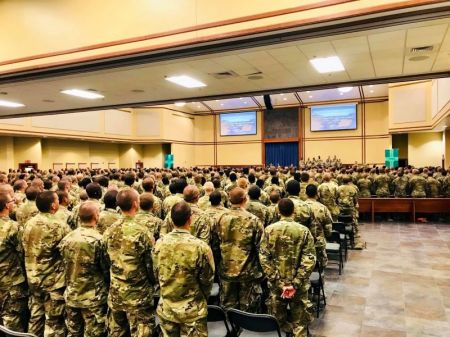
209 71 239 79
410 46 434 54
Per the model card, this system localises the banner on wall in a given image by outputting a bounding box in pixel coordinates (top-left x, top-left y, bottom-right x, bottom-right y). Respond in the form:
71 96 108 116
385 148 399 168
164 154 174 169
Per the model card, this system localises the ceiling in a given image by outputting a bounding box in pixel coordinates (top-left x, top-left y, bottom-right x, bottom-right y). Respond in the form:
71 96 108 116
0 17 449 117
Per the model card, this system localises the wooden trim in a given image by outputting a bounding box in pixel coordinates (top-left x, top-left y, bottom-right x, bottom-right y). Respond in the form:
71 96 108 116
0 0 445 75
261 109 265 165
298 107 302 161
263 137 298 143
0 0 354 67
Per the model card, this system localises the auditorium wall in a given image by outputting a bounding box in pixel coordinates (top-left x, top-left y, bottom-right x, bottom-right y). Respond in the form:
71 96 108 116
304 101 390 165
408 132 443 167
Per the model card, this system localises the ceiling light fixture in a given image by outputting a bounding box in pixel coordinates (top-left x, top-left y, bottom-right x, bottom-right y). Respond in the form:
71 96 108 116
0 99 25 108
165 75 206 88
283 97 287 101
370 90 374 93
61 89 104 99
174 101 186 107
340 93 344 96
309 95 313 98
309 56 345 73
338 87 353 93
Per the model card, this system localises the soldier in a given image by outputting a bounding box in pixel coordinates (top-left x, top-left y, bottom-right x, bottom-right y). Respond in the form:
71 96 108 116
135 192 163 241
198 182 214 210
212 179 229 208
217 187 264 312
224 172 238 193
264 176 284 196
373 168 390 197
59 202 109 337
318 174 340 222
13 179 27 205
0 193 28 332
55 190 72 224
141 178 163 219
442 170 450 197
69 183 104 229
426 172 441 198
161 186 211 244
204 191 229 226
22 191 71 337
392 170 409 197
246 185 270 227
153 202 215 337
162 179 186 218
299 172 314 201
267 190 281 226
285 180 314 228
259 198 316 337
409 169 427 198
97 190 120 235
357 173 372 198
103 189 156 337
305 185 332 268
16 186 40 227
337 176 363 249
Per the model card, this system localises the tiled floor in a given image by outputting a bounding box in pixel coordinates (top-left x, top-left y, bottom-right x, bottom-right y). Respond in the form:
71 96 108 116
309 222 450 337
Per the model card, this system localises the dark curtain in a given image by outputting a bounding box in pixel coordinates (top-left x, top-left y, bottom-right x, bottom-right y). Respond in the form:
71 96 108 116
265 142 298 167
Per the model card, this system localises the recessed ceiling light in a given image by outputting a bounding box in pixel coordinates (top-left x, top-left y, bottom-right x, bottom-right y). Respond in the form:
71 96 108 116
340 93 344 95
220 103 224 106
61 89 104 99
338 87 353 93
370 90 374 93
166 75 206 88
283 97 287 101
369 85 373 88
280 93 285 96
239 97 243 100
0 99 25 108
309 95 313 98
197 105 201 108
306 91 310 93
309 56 345 73
174 101 186 107
42 99 55 103
244 101 248 104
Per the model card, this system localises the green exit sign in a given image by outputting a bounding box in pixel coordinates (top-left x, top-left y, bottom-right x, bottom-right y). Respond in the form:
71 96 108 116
385 148 399 168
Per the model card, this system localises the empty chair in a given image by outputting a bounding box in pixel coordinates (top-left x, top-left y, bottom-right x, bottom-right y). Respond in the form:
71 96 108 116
0 325 36 337
338 214 355 247
207 305 231 337
326 230 343 275
227 308 282 337
309 270 326 318
332 222 349 260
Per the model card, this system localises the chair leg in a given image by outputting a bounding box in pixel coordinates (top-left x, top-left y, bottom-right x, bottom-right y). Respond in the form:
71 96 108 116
321 282 326 306
316 286 320 318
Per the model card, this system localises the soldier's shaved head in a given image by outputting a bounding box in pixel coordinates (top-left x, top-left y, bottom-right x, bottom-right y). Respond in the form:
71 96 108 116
79 201 99 225
140 192 154 211
203 181 214 193
0 184 13 198
183 185 199 203
237 177 248 189
117 189 139 212
229 187 247 205
171 201 191 227
278 198 294 217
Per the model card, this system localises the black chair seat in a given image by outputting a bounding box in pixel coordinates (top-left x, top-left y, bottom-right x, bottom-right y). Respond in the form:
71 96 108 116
227 308 282 337
207 305 231 337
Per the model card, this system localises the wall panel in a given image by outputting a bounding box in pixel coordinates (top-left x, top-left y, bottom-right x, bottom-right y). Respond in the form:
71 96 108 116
104 110 132 135
408 132 443 167
32 111 101 133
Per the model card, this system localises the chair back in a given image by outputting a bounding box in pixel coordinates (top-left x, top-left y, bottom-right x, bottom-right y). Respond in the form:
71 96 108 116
227 308 282 336
208 305 227 322
328 230 341 244
332 222 346 233
0 326 36 337
338 214 353 224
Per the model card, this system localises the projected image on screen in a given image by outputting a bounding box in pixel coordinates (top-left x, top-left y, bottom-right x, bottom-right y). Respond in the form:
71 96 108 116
311 104 357 131
220 111 257 136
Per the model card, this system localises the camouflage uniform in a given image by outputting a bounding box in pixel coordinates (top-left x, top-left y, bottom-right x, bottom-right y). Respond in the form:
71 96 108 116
162 194 183 219
317 182 340 222
16 200 39 227
205 205 229 269
0 216 28 332
161 203 211 244
392 176 409 197
373 174 391 197
337 184 363 248
134 209 164 241
197 194 211 210
299 182 311 201
267 203 280 226
151 194 163 219
153 229 215 337
103 215 156 337
357 178 372 198
259 217 316 337
259 190 271 206
426 176 441 198
54 205 72 224
217 206 264 312
287 196 314 228
59 225 110 337
409 175 427 198
69 199 104 230
305 199 333 267
245 199 271 227
97 208 121 235
22 213 71 337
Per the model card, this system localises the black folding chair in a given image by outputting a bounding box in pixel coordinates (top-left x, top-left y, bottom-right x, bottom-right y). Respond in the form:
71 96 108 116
326 230 343 275
309 269 326 318
227 308 282 337
0 325 36 337
338 214 355 248
207 305 231 337
332 222 349 261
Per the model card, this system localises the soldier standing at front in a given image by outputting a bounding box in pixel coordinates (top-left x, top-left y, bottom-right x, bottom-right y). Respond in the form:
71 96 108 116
59 202 110 337
22 191 71 337
259 198 316 337
217 187 264 312
103 189 156 337
0 193 28 332
153 201 215 337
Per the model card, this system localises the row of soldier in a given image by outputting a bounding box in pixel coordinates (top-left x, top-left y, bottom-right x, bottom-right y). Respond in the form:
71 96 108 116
0 166 365 337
